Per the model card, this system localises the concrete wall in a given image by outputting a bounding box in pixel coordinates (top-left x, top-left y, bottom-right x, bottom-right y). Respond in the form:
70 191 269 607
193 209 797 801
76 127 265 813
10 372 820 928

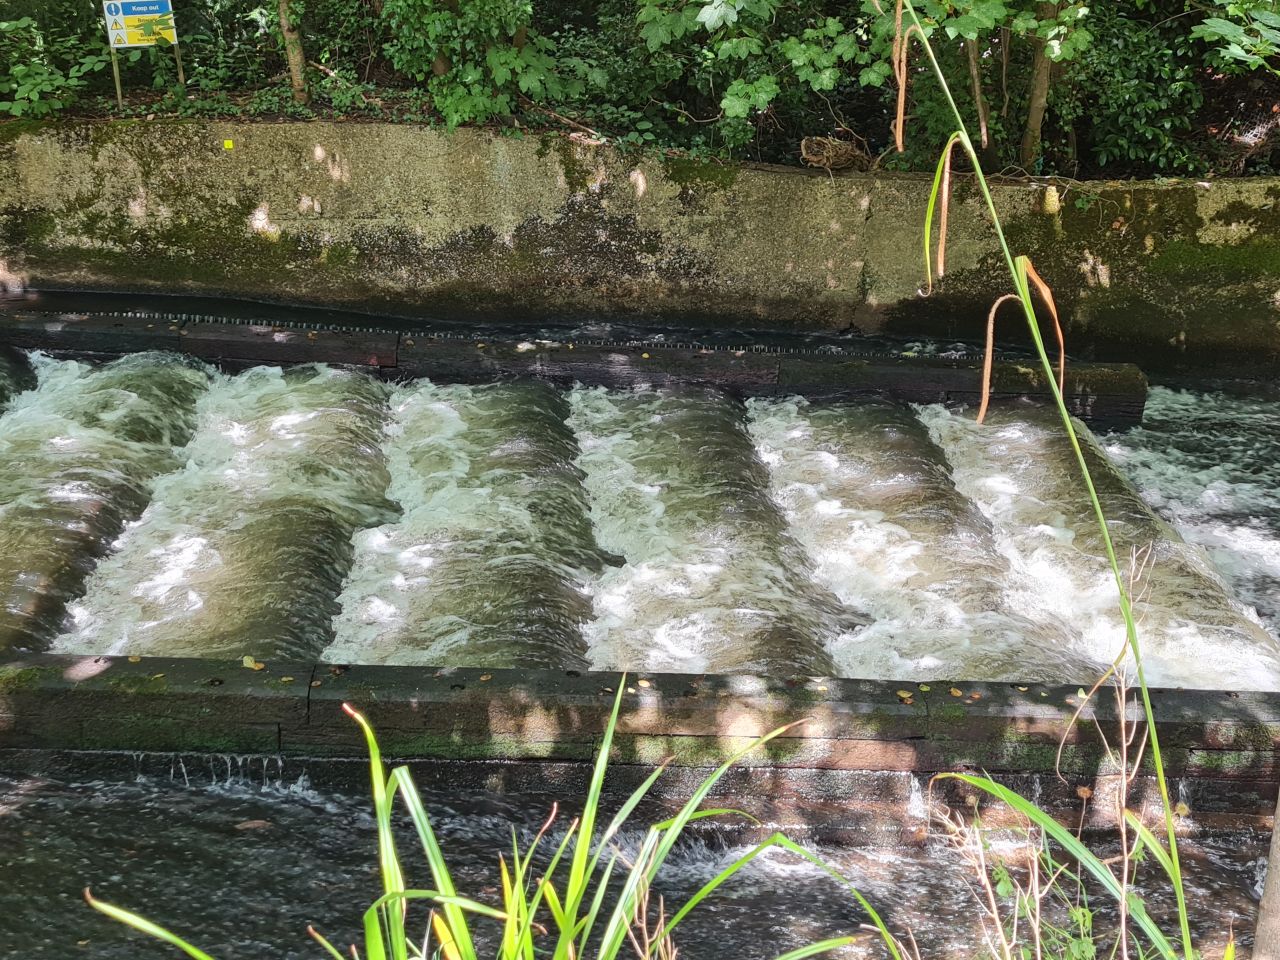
3 656 1279 826
2 119 1278 371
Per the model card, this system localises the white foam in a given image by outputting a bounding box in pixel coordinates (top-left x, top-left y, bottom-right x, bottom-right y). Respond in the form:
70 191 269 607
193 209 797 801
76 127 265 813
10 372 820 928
921 401 1280 691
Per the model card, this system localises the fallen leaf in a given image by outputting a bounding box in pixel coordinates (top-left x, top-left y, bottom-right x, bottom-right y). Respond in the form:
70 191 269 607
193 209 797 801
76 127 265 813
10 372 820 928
1016 685 1029 692
279 676 294 683
235 820 271 831
310 680 322 688
127 656 141 663
479 674 492 682
950 687 963 697
918 683 931 692
637 678 651 688
895 690 913 700
242 655 256 669
1174 801 1191 817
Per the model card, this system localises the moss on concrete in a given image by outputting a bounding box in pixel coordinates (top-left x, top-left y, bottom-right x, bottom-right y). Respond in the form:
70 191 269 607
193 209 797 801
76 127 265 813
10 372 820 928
0 665 42 692
2 120 1279 370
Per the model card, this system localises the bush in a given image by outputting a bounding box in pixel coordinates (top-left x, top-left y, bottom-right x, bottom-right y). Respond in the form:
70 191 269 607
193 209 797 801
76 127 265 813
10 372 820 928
0 16 109 117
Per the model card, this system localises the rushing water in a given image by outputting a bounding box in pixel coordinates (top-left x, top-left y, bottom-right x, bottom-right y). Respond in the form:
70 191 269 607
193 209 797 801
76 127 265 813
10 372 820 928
55 365 396 660
920 399 1280 689
0 353 208 653
327 381 605 668
1105 385 1280 637
749 398 1093 681
0 347 1265 688
0 765 1262 959
571 386 860 675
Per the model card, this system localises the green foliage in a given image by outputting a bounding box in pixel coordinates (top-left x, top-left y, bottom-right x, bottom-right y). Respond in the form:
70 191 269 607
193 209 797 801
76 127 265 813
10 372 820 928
380 0 582 127
1062 7 1207 173
0 16 109 117
1193 1 1280 75
630 1 874 150
0 0 1272 176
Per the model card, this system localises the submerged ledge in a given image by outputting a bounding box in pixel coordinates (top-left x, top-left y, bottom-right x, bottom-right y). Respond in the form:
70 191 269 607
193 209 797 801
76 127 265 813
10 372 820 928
2 654 1277 825
0 308 1148 424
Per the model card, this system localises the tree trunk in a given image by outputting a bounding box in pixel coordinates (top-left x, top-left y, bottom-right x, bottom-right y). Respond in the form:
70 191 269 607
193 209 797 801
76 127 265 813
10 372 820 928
278 0 310 105
1257 798 1280 960
1019 2 1058 170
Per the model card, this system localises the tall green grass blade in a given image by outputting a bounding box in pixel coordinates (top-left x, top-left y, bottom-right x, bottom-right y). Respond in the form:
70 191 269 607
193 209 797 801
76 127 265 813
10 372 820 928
543 879 570 931
577 853 618 959
599 719 810 959
431 896 509 921
84 891 218 960
938 773 1176 957
344 705 408 957
589 759 668 870
922 130 961 293
898 2 1195 954
364 905 390 960
598 826 663 959
390 766 478 960
1123 811 1177 884
562 677 628 943
652 807 757 829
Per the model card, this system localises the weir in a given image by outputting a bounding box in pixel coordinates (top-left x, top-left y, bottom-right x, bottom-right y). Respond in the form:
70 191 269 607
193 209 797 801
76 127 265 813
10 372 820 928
0 294 1274 832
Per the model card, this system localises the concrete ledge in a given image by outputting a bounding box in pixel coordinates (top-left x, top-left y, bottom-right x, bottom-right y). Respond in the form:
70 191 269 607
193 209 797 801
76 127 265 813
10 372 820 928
2 655 1277 822
0 309 1148 423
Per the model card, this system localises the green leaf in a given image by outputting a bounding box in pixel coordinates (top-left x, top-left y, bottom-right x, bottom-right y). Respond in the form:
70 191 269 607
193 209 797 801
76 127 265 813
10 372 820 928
84 891 218 960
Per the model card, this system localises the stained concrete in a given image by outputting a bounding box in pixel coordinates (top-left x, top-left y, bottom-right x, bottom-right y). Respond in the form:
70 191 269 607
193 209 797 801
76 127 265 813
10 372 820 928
2 655 1279 827
1 120 1278 371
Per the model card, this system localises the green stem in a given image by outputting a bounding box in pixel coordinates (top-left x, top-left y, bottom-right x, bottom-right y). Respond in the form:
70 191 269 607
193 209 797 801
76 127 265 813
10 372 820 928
900 3 1192 958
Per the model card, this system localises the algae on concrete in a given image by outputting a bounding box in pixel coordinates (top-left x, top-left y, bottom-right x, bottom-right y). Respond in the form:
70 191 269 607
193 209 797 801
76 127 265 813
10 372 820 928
2 120 1279 370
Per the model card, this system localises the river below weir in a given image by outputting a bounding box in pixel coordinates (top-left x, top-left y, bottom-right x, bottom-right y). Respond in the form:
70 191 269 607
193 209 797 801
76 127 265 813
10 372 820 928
0 762 1264 959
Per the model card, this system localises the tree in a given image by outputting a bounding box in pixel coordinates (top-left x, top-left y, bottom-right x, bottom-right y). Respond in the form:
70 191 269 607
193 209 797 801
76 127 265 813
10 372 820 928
277 0 309 104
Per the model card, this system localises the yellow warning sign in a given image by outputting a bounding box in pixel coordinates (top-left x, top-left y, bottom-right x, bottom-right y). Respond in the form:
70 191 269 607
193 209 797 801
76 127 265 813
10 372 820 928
103 1 178 48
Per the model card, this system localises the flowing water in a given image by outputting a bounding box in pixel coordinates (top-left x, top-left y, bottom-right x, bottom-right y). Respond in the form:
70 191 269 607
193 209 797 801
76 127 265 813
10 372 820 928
0 764 1263 959
570 386 860 675
1104 385 1280 638
0 348 1268 688
55 364 396 660
327 381 605 669
0 353 208 653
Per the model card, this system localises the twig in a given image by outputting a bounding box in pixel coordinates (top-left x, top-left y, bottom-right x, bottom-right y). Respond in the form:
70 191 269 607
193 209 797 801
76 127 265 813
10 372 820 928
516 95 606 140
308 60 369 105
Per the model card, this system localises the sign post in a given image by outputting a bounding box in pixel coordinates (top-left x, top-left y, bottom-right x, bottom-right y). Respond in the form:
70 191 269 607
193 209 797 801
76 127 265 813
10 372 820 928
102 0 184 108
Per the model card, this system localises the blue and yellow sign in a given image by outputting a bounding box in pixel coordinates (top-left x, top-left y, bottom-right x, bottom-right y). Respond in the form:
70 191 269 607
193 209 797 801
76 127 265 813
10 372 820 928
103 0 178 48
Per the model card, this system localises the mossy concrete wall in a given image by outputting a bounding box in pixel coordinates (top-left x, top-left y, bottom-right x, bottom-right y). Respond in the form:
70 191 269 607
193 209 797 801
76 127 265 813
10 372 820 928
3 656 1280 828
2 119 1278 371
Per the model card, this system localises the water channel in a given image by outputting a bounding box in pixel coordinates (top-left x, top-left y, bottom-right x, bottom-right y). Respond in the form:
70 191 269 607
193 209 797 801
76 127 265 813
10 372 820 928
1 326 1278 957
